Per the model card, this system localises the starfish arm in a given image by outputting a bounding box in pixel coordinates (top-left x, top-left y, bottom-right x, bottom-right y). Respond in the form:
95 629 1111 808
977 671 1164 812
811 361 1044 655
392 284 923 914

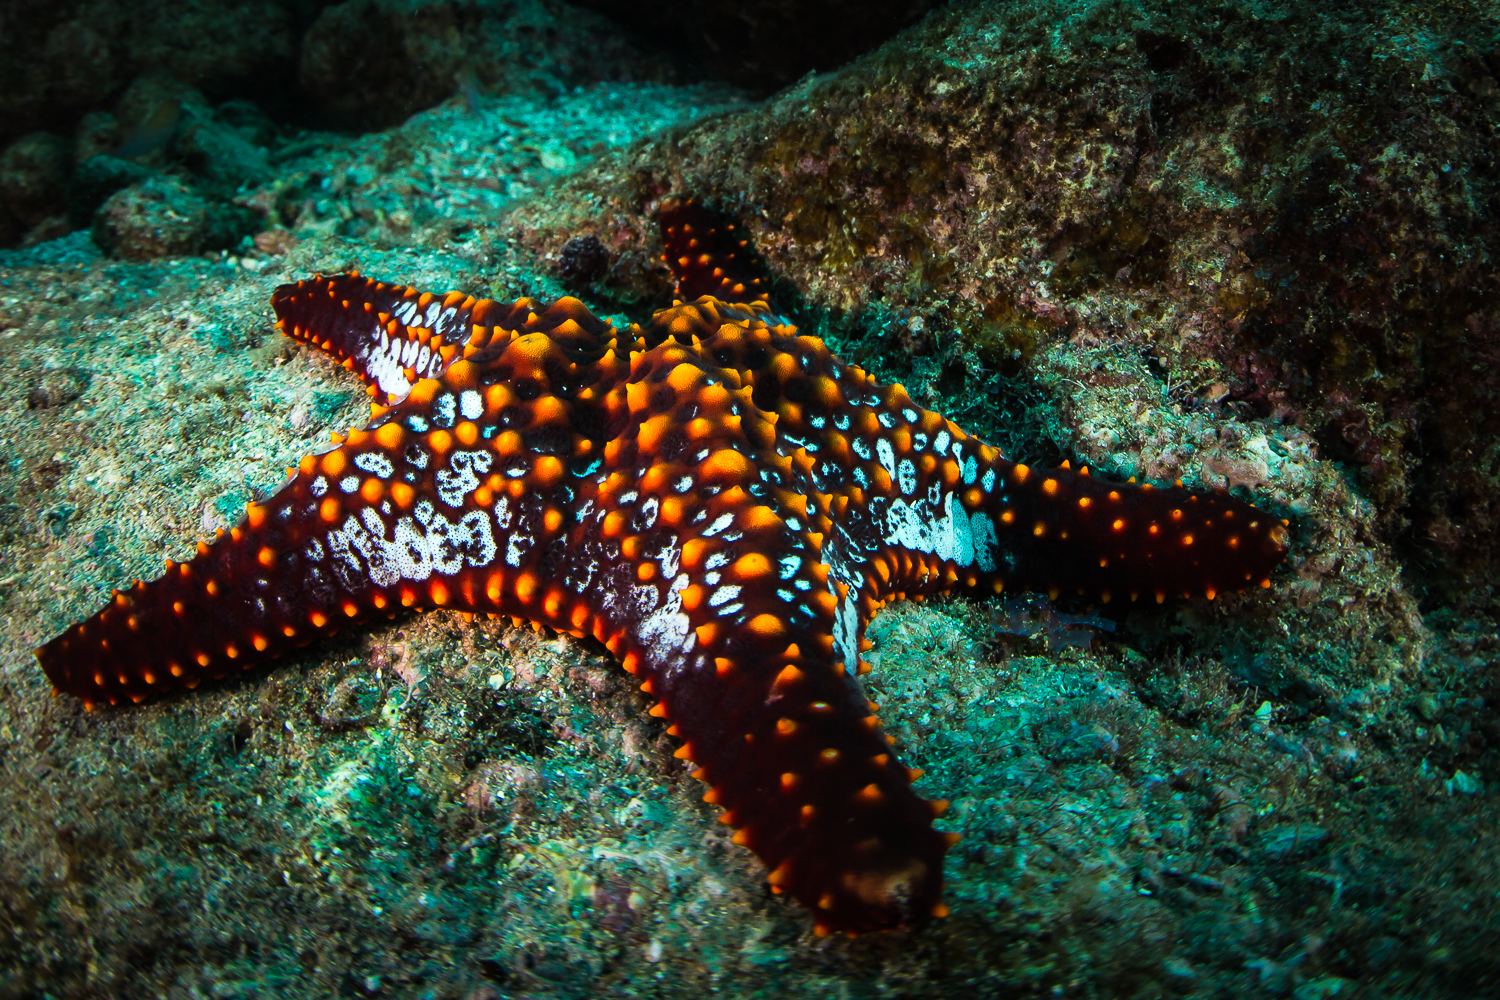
659 199 770 303
29 387 542 705
272 273 609 406
32 451 414 708
36 286 628 706
717 327 1290 628
580 332 950 935
273 272 482 402
953 459 1290 602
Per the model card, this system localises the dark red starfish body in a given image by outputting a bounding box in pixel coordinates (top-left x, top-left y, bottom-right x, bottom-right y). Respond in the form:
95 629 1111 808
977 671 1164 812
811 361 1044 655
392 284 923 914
36 201 1288 934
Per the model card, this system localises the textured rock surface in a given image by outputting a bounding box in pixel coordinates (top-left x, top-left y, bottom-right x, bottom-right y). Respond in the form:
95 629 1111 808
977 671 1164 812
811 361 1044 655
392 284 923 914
91 176 256 261
1 0 1498 997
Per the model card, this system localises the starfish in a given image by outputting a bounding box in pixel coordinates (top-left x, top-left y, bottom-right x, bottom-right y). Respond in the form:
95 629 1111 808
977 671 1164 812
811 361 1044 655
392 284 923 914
35 200 1289 935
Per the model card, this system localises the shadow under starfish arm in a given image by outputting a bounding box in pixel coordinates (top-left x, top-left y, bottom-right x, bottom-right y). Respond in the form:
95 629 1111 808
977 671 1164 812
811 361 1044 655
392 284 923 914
34 199 1290 936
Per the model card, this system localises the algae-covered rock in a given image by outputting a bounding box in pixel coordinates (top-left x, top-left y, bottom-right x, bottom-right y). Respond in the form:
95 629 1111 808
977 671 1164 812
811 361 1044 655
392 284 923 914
92 175 256 260
1 1 1498 998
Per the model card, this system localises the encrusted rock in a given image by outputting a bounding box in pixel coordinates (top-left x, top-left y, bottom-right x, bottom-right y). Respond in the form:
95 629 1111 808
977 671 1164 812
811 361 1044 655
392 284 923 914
556 233 610 286
91 175 253 260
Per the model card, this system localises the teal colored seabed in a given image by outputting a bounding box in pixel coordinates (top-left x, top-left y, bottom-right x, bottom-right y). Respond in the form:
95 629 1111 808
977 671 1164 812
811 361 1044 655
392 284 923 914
2 0 1498 997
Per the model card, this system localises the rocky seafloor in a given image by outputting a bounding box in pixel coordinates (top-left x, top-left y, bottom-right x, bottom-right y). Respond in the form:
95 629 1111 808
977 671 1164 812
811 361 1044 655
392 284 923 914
1 0 1497 997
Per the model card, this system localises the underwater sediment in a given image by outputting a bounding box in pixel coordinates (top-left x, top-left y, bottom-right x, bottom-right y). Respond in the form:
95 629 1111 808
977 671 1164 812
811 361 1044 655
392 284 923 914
0 0 1497 997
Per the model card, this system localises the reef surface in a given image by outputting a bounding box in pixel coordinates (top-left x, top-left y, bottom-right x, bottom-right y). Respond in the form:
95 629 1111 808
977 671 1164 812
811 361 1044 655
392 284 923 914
0 1 1497 997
